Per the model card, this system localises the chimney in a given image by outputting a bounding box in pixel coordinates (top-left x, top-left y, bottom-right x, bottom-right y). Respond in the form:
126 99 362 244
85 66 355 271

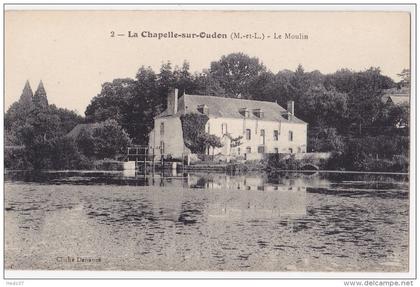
167 88 179 115
287 100 294 120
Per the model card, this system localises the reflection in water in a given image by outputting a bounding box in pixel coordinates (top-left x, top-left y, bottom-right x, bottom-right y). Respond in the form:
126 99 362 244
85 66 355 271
4 170 409 272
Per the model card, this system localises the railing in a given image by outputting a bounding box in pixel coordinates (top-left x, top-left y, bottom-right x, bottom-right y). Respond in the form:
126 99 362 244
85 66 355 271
127 145 155 162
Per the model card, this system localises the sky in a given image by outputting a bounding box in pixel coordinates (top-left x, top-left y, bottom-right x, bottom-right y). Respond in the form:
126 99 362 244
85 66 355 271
5 10 410 115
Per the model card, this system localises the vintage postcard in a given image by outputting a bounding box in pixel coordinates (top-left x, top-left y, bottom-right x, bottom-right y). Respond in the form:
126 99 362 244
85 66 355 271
3 4 416 282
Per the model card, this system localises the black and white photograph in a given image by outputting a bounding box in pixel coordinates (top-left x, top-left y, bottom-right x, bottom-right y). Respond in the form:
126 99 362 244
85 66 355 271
2 4 417 284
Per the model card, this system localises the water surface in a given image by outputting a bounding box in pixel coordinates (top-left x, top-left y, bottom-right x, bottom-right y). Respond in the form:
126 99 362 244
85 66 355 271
4 170 409 271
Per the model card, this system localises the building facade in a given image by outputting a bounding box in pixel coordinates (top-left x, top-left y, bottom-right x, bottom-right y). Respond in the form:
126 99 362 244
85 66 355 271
148 89 307 160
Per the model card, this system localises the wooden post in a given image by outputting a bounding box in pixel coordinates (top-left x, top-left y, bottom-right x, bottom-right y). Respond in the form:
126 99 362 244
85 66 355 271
144 147 147 174
152 146 155 175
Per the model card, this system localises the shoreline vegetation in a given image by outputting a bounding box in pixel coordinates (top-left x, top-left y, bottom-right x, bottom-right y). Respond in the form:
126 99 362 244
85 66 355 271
5 53 409 173
4 167 408 176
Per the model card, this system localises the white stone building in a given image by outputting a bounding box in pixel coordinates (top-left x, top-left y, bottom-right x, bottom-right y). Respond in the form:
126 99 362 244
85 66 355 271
148 89 307 160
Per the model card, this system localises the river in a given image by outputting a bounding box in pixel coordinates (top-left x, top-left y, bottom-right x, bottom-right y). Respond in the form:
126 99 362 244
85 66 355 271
4 170 409 272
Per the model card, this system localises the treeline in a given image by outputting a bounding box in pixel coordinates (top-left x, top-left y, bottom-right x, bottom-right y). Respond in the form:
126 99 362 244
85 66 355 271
5 53 409 171
5 85 131 170
84 53 409 171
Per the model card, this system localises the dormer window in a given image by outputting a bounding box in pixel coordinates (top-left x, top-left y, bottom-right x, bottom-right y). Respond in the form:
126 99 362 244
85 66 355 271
239 108 250 118
253 108 264 118
197 104 209 114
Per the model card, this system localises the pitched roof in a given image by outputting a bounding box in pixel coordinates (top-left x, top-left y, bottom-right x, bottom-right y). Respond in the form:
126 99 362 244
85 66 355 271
382 87 410 95
387 96 409 106
381 87 410 106
158 94 306 124
66 123 99 138
34 80 46 97
20 80 33 104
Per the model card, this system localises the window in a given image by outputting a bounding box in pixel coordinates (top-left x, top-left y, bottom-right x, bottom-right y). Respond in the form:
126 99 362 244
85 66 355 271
160 141 165 154
198 104 209 114
237 147 241 155
239 108 250 118
221 123 228 135
274 148 279 154
288 131 293 142
274 130 279 141
246 147 252 153
245 129 251 140
260 129 265 145
258 146 265 153
160 122 165 136
289 148 293 153
206 122 210 133
253 109 264 118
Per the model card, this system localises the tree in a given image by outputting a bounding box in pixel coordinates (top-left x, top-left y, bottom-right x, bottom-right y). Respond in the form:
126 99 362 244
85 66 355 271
76 119 132 159
193 70 226 96
397 68 410 87
325 67 395 135
260 69 295 106
297 85 349 131
230 135 243 148
373 103 409 135
49 136 88 170
85 77 154 144
308 127 345 153
208 53 267 98
85 78 137 123
76 128 95 158
132 67 160 144
173 61 197 95
49 105 84 134
290 64 311 97
200 133 223 158
156 62 176 107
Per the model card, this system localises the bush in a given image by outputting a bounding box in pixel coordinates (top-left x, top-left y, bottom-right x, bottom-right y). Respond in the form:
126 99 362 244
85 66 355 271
49 137 86 170
326 135 409 172
93 159 123 171
76 119 132 160
4 148 29 170
265 154 305 170
392 155 409 172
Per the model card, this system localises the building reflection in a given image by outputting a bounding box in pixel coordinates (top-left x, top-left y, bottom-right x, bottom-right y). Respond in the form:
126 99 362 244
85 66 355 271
185 173 308 220
116 171 310 221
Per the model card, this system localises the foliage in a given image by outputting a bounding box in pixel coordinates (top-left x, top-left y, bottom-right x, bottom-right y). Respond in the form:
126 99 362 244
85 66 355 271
397 68 410 87
4 147 29 170
180 113 210 153
5 102 83 145
76 119 132 160
308 128 345 153
6 53 410 172
230 136 243 148
85 78 147 144
208 52 267 98
297 85 348 129
324 136 409 172
76 128 95 158
265 154 324 171
48 137 91 170
199 133 223 149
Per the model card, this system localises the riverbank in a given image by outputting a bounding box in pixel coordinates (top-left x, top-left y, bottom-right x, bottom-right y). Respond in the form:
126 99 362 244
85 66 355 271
5 167 409 176
3 151 410 176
